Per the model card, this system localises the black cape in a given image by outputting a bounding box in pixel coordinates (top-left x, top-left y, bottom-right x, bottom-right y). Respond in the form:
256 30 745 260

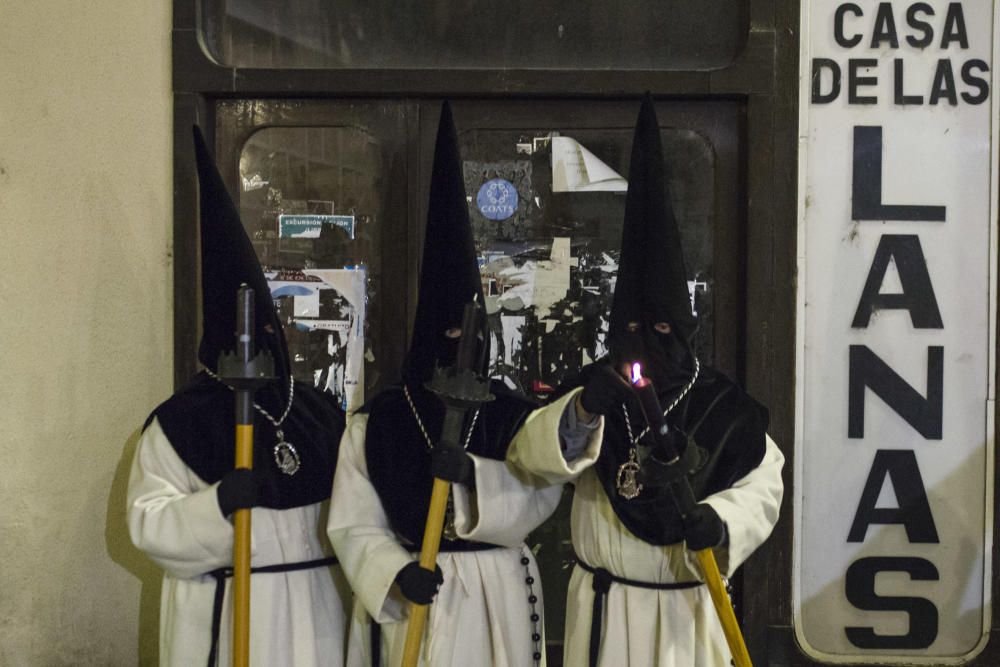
362 381 537 547
144 373 344 510
562 362 767 545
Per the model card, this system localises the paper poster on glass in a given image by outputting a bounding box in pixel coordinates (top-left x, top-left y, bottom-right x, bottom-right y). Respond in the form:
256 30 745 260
267 267 366 411
482 236 707 395
550 137 627 192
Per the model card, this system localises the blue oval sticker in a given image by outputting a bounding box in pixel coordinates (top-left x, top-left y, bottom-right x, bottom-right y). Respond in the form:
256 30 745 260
476 178 518 221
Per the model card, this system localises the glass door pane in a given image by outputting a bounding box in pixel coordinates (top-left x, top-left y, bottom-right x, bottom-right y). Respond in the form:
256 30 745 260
216 101 414 408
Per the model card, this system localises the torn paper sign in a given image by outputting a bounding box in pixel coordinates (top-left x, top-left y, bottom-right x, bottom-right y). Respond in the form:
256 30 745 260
293 319 352 333
270 281 321 317
551 137 628 192
531 237 578 318
499 315 526 368
267 271 362 408
305 268 367 411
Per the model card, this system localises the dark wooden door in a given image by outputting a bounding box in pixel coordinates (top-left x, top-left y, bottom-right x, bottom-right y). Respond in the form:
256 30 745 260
205 97 748 661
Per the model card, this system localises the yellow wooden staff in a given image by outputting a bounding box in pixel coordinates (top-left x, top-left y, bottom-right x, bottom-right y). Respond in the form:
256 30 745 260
400 477 451 667
631 365 752 667
218 284 275 667
694 548 752 667
231 425 253 667
401 301 493 667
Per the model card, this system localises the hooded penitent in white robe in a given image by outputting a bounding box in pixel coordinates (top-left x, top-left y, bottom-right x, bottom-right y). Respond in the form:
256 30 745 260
328 391 600 667
504 387 785 667
127 419 351 667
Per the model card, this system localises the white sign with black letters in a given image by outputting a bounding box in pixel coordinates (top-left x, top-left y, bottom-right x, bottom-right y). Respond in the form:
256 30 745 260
795 0 998 662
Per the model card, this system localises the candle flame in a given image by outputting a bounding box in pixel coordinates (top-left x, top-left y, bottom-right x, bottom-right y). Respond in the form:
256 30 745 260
631 362 642 384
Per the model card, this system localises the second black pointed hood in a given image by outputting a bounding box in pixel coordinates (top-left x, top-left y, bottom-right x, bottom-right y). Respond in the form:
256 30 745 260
361 104 542 544
402 102 487 384
192 125 291 389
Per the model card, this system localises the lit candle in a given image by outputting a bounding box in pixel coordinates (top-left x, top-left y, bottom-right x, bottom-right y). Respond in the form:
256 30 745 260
630 363 680 464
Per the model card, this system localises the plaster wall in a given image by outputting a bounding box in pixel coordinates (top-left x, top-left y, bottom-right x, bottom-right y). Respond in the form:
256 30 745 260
0 2 172 664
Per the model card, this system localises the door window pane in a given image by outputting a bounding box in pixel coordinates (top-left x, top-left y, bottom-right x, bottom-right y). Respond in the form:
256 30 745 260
460 127 717 395
202 0 746 70
239 127 387 410
458 123 718 644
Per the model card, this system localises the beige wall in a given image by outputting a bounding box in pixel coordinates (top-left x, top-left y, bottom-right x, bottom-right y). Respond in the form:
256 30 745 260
0 2 172 664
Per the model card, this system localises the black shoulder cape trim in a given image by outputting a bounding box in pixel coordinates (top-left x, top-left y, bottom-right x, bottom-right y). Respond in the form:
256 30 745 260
591 371 768 545
364 381 537 545
145 373 345 510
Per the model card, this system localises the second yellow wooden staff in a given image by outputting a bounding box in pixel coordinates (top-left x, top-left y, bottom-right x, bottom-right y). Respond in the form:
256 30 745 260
401 301 493 667
400 477 451 666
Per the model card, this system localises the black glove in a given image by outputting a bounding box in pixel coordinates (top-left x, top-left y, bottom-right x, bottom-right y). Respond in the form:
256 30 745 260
579 364 634 416
216 468 260 517
430 445 475 485
683 503 727 551
395 562 444 605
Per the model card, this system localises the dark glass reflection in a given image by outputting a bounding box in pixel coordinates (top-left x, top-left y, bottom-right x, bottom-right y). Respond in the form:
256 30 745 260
202 0 746 70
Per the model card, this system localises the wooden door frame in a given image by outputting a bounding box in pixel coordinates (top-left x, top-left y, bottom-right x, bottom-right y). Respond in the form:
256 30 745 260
170 1 825 662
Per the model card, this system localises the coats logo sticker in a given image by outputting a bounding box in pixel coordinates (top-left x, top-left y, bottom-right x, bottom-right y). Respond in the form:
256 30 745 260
476 178 518 221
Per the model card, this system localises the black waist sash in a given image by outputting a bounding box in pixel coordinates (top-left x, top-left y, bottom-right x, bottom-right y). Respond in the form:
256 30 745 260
576 556 703 667
404 540 500 554
205 556 339 667
370 541 503 667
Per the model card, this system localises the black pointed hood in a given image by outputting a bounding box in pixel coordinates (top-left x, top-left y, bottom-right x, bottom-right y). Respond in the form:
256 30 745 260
609 95 697 345
550 99 769 548
402 102 486 384
362 104 536 546
141 128 345 508
193 125 290 387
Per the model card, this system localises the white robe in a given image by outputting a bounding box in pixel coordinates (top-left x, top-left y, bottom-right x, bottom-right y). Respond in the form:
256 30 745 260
327 391 596 667
506 387 785 667
127 418 351 667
